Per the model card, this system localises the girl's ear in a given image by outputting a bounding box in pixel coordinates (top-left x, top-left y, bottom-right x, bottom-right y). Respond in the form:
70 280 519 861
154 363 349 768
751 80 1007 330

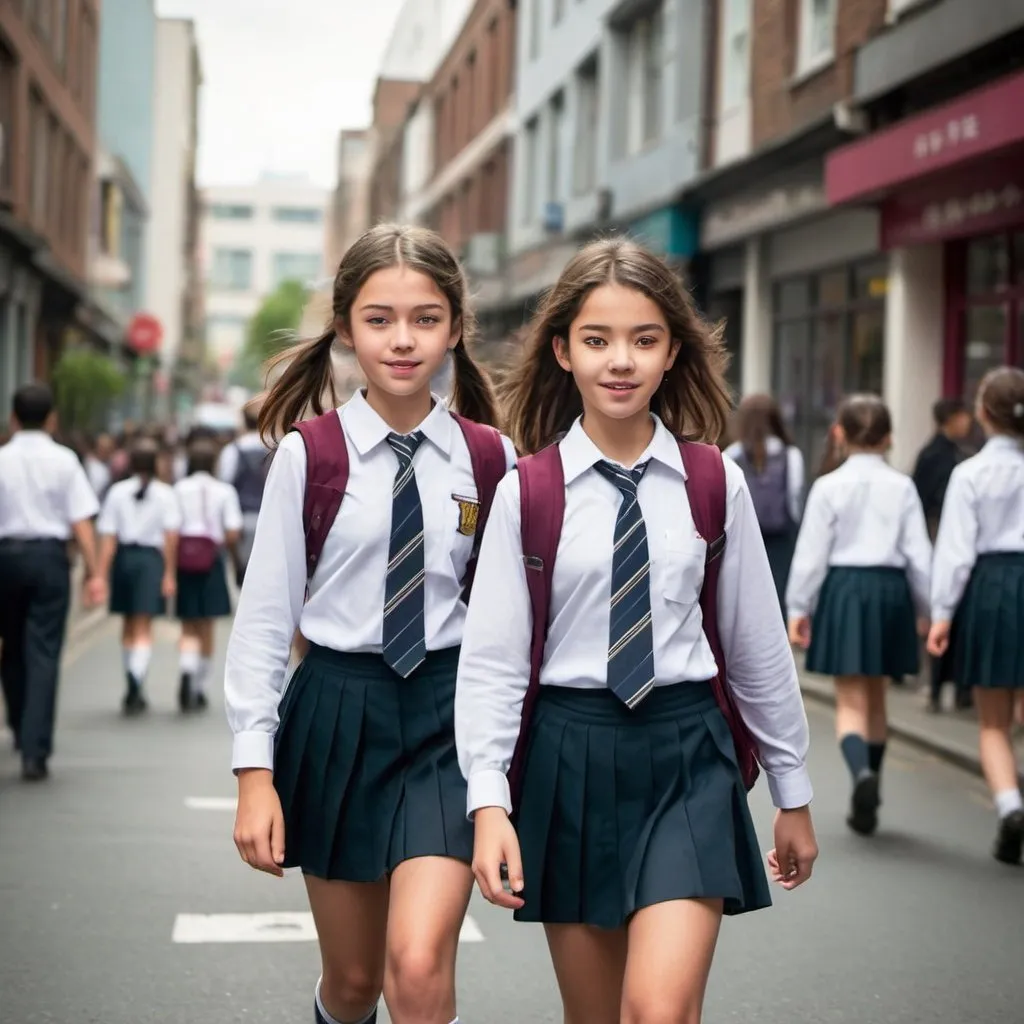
552 335 571 373
334 315 353 351
448 315 462 350
664 337 681 371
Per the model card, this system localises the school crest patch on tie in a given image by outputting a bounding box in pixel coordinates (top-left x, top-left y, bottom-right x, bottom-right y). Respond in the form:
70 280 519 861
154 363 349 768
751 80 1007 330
452 494 480 536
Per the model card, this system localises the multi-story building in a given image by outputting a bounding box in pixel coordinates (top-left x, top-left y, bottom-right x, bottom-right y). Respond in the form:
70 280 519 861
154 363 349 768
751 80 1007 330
200 175 329 373
328 129 372 269
499 0 708 321
398 0 517 348
0 1 101 409
145 17 203 420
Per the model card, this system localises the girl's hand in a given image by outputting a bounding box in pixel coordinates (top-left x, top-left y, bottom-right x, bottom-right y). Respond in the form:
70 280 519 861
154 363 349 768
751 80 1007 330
471 807 525 910
916 617 930 639
788 616 811 648
767 806 818 890
161 573 177 599
233 769 286 877
927 620 951 658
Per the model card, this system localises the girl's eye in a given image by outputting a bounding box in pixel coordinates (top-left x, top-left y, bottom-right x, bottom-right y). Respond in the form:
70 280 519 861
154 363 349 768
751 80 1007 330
367 317 388 326
636 336 658 347
583 336 606 347
418 316 441 326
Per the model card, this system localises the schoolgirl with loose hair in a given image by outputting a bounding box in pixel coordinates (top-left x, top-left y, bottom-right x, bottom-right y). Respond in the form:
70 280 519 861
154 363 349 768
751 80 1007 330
787 393 932 838
456 238 816 1024
723 394 805 616
928 366 1024 864
226 223 514 1024
96 437 181 715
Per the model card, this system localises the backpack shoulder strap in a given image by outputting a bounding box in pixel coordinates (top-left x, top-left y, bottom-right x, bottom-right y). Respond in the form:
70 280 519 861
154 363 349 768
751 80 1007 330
292 411 349 581
678 440 761 791
451 414 508 598
508 442 565 810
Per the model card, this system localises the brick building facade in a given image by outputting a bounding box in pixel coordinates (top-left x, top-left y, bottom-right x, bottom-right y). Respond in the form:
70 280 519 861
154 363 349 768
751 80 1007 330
368 78 422 225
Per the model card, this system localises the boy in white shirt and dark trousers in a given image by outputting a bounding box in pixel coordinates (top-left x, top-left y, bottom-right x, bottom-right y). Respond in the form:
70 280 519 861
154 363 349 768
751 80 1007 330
0 383 107 780
787 394 932 837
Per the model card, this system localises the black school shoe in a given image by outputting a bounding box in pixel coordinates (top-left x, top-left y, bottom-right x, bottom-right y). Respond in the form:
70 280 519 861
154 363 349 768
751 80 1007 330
178 673 193 713
122 675 148 716
21 757 48 781
847 771 881 836
993 810 1024 865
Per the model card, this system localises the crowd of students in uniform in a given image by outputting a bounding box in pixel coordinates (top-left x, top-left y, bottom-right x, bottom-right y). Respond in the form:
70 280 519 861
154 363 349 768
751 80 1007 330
2 219 1022 1024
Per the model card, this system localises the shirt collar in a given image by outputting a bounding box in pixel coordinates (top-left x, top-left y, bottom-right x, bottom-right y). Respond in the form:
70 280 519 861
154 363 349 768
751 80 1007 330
559 414 686 484
983 434 1024 455
340 388 453 457
11 429 54 445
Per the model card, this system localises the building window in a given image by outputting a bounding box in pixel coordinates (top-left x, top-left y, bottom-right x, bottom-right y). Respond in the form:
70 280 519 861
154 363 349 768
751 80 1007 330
210 248 254 291
547 92 564 205
529 0 542 61
798 0 836 74
271 252 323 287
0 44 14 195
48 116 62 237
719 0 751 111
271 206 322 224
466 52 477 134
625 6 664 154
29 92 49 228
487 18 500 117
522 118 539 224
573 58 599 196
79 8 97 117
208 203 254 220
772 258 888 469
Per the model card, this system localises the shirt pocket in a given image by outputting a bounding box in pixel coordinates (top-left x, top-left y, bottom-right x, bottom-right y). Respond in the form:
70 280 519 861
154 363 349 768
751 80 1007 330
659 529 707 608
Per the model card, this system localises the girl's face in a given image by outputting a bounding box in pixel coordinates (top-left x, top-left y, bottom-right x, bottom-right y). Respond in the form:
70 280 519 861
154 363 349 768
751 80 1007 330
553 284 678 425
338 266 460 400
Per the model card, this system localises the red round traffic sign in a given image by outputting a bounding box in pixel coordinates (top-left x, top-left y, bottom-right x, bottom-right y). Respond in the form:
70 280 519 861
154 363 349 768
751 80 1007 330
127 313 163 354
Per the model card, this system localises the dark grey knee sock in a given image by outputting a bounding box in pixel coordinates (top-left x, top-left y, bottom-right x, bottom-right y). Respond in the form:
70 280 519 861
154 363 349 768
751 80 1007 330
839 733 870 780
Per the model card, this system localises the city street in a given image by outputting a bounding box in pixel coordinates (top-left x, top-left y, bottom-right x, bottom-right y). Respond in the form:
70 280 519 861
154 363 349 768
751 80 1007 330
1 618 1020 1024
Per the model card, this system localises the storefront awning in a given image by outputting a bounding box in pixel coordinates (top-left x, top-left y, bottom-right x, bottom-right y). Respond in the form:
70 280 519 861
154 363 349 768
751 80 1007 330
826 69 1024 205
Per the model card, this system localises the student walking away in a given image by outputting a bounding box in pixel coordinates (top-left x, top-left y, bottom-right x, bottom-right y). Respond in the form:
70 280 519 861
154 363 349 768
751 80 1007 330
913 398 974 711
226 224 513 1024
175 441 243 713
927 367 1024 865
724 394 804 616
456 239 817 1024
787 395 932 837
218 401 270 585
96 439 181 714
0 383 107 780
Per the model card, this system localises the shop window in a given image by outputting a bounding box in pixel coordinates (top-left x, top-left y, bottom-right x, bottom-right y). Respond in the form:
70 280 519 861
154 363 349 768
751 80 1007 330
0 43 14 196
966 234 1009 295
1015 232 1024 288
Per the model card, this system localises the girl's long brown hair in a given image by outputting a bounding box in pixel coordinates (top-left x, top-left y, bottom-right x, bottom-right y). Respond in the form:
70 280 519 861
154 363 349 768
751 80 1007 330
500 238 732 455
736 393 793 472
258 223 498 444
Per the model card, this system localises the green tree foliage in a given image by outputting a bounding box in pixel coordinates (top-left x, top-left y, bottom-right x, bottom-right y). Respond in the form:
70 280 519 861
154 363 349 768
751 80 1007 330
231 279 308 390
52 348 126 433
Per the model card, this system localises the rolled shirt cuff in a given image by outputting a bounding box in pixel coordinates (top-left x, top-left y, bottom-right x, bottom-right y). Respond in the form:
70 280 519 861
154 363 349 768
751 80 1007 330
466 768 512 819
765 765 814 810
232 730 275 773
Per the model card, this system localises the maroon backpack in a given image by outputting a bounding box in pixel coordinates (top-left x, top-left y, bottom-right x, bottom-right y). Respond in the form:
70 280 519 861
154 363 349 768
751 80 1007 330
509 439 761 808
292 410 507 596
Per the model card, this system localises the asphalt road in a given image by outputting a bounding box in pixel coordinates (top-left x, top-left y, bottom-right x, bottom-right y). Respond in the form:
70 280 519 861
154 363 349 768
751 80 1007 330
1 618 1020 1024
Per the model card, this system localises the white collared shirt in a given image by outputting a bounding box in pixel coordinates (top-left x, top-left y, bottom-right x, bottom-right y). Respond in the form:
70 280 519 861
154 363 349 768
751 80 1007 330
454 415 812 814
174 473 244 542
225 390 516 771
98 477 181 549
786 453 932 618
931 434 1024 620
723 436 805 523
0 431 99 540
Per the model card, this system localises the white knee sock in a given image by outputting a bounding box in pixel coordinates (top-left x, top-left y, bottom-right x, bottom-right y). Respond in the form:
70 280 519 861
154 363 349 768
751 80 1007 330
194 656 211 695
994 788 1023 819
179 649 200 676
128 646 151 684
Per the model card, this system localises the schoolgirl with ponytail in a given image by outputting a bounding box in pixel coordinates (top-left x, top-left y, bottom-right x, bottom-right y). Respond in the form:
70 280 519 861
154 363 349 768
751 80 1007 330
225 224 514 1024
96 438 180 714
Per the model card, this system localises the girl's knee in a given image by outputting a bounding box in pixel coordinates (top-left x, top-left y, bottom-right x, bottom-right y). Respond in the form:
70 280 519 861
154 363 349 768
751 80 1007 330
384 939 453 1014
321 961 382 1018
621 991 702 1024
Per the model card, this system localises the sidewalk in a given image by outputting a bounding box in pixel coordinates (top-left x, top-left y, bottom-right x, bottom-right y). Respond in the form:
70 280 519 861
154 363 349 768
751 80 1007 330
797 660 1024 780
66 560 107 645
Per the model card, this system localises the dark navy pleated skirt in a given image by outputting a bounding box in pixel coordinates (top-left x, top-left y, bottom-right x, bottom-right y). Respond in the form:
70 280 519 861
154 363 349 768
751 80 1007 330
110 544 165 617
806 566 919 679
952 552 1024 689
512 681 771 927
175 556 231 620
273 645 471 881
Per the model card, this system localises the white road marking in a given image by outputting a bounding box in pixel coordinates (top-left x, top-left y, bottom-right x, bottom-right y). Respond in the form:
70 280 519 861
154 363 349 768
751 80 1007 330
171 912 485 944
184 796 237 811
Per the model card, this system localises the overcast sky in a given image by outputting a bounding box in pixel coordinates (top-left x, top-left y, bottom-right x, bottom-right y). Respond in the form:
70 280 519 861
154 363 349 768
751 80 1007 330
155 0 405 189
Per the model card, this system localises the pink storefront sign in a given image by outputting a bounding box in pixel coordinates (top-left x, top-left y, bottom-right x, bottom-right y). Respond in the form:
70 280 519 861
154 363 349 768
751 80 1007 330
880 155 1024 249
826 70 1024 205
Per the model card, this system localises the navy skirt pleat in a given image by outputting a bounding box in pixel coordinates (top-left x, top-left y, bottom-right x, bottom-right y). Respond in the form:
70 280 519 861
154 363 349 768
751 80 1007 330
176 556 231 620
110 544 165 617
805 566 919 679
513 682 771 927
953 552 1024 689
273 645 471 881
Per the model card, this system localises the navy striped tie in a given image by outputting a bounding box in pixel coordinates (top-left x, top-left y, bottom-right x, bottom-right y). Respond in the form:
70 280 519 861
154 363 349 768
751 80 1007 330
594 460 655 709
383 431 427 677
